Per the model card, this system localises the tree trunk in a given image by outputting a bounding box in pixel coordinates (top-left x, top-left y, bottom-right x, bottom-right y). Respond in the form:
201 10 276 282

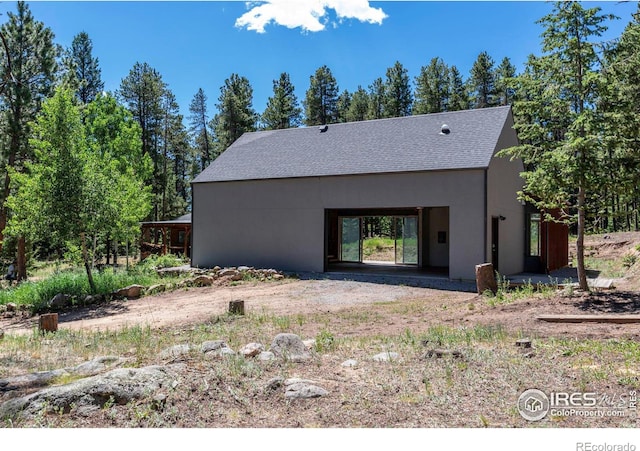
475 263 497 295
81 232 96 294
16 236 26 281
39 313 58 333
576 184 588 291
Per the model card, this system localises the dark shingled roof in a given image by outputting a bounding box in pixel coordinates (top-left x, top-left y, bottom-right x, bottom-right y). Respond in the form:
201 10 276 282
192 106 513 184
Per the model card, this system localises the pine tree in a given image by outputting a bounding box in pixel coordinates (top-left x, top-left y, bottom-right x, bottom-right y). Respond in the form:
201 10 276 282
214 73 257 152
367 77 385 119
448 65 469 111
336 90 351 123
469 51 498 108
382 61 412 117
414 57 450 114
62 31 104 104
262 72 301 130
500 1 615 290
188 88 212 170
346 86 369 122
495 57 517 106
118 62 166 220
304 65 339 126
0 1 57 265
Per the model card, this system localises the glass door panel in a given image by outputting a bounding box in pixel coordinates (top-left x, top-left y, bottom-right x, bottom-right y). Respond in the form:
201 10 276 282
395 216 418 265
340 217 362 262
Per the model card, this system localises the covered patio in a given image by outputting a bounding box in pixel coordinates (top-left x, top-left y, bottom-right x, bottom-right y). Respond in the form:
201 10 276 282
140 213 191 260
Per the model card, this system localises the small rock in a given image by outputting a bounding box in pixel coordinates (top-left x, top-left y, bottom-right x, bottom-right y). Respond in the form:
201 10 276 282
192 275 214 287
6 303 17 312
219 269 239 278
49 294 71 309
341 359 358 367
201 340 228 353
285 383 329 399
3 311 15 319
213 266 221 272
272 274 285 280
160 344 192 359
515 338 532 349
240 343 264 358
372 352 400 362
270 333 311 362
238 266 252 272
424 349 464 359
147 284 166 294
264 377 284 392
303 339 316 350
151 393 167 411
258 351 275 361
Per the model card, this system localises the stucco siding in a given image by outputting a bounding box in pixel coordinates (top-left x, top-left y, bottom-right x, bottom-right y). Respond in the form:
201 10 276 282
486 120 525 275
192 170 487 280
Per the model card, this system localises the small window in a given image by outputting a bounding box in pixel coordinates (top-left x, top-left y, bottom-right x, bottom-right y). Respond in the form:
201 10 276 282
529 213 541 257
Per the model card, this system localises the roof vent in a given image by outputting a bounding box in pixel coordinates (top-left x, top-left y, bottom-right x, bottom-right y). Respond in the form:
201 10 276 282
440 124 450 135
319 124 329 133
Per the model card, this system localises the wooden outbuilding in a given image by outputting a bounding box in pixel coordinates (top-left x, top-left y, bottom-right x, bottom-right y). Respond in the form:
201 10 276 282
140 213 191 260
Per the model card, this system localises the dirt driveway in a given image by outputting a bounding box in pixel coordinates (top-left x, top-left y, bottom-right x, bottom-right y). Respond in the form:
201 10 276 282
2 276 639 340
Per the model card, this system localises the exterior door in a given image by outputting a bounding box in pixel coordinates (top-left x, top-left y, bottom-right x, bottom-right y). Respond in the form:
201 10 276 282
339 217 362 262
491 216 499 271
395 216 418 265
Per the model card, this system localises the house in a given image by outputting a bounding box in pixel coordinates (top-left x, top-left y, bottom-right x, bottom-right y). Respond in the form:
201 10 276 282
140 213 191 259
191 106 566 281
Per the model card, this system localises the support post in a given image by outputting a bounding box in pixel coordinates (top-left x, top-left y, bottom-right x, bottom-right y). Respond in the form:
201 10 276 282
39 313 58 334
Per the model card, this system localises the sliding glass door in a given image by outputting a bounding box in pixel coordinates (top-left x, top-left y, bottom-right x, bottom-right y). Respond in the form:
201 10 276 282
340 217 362 262
395 216 418 265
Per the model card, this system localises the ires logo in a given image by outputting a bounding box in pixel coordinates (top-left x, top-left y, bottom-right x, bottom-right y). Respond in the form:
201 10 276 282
550 392 597 407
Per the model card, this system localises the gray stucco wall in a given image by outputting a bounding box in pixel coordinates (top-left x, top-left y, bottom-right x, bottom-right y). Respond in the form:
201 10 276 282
192 169 488 280
486 119 525 276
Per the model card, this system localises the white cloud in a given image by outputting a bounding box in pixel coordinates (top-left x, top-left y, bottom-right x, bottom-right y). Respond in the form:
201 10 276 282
235 0 388 33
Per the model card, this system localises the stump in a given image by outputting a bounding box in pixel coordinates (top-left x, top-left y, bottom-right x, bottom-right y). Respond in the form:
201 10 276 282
39 313 58 333
228 300 245 315
475 263 497 295
516 338 532 349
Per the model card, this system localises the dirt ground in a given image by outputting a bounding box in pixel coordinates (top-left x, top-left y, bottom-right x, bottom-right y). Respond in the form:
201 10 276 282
2 232 640 340
1 233 640 429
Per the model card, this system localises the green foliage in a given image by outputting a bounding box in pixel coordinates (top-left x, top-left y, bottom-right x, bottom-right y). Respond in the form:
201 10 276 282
261 72 302 130
304 65 339 126
213 73 257 152
622 254 637 268
315 329 336 353
469 51 498 108
131 254 187 276
414 57 450 114
0 267 158 312
61 31 104 104
382 61 412 117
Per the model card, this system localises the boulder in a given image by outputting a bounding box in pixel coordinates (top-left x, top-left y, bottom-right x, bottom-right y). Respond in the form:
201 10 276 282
192 275 214 287
112 285 144 299
0 365 175 421
270 333 311 362
49 294 72 310
341 359 358 368
6 303 17 312
146 284 167 295
240 342 264 358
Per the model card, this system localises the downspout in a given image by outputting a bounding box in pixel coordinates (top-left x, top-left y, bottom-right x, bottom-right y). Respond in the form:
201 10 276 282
190 181 195 268
483 168 488 263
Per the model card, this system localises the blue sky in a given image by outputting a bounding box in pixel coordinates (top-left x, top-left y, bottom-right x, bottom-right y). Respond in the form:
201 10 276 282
0 1 637 120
